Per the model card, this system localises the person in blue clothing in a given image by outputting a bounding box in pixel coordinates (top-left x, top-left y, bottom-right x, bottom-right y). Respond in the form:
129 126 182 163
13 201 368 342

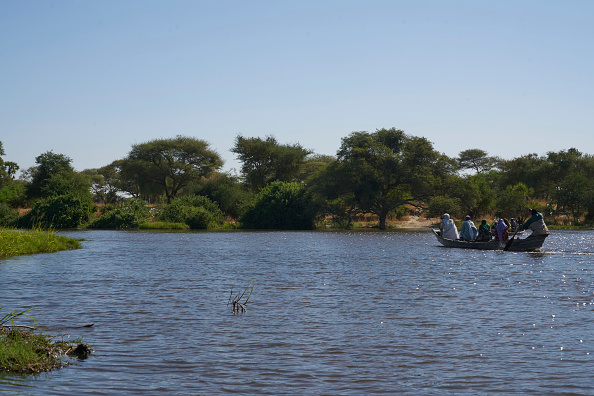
520 209 549 236
460 215 478 241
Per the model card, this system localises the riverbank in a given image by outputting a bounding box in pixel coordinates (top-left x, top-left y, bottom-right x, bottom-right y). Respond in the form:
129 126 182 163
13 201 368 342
0 229 82 258
1 308 92 374
0 328 91 374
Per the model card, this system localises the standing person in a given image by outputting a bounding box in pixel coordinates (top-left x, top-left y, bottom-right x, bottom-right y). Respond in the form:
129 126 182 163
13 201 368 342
440 213 459 240
477 219 491 241
460 215 478 241
495 218 509 241
520 209 550 236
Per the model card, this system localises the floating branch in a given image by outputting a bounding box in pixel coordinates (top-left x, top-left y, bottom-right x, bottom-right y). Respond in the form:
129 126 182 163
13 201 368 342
228 281 255 314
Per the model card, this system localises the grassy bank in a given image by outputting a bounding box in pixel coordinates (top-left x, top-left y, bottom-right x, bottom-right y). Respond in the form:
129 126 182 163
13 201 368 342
1 308 91 374
0 229 82 258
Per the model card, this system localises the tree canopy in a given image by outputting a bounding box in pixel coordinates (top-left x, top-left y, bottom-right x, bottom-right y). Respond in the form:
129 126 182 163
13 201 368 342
231 135 312 191
329 128 455 229
4 133 594 230
123 135 223 203
457 149 500 173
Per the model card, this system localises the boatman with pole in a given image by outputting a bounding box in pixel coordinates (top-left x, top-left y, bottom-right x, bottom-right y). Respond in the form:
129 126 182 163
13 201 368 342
520 209 550 237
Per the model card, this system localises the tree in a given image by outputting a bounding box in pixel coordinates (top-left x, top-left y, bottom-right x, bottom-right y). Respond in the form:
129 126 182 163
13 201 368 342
125 135 223 203
0 141 19 187
19 193 94 229
495 183 533 220
231 135 312 191
240 181 317 229
307 158 362 228
457 149 499 173
27 151 76 200
334 128 455 229
189 172 252 219
497 153 556 206
554 172 590 223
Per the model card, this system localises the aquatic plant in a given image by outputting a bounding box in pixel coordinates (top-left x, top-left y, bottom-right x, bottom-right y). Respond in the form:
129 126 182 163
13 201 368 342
228 281 255 314
0 307 36 329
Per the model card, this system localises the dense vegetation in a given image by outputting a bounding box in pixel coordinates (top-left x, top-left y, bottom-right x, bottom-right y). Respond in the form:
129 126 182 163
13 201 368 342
1 308 91 373
1 131 593 231
0 228 82 258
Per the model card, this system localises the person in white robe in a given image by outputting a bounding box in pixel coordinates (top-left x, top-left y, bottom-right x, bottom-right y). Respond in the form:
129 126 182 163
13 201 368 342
440 213 459 240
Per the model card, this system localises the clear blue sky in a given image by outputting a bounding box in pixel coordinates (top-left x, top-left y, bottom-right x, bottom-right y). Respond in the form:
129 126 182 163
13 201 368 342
2 0 593 175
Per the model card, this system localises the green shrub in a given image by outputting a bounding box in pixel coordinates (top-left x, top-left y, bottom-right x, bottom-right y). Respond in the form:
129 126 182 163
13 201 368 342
88 198 150 229
0 182 27 208
189 173 252 219
157 195 224 229
0 202 18 227
18 194 94 229
240 181 316 230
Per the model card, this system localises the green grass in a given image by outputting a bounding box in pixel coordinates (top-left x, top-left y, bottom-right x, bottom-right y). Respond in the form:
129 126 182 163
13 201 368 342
138 221 239 230
0 308 90 374
0 329 72 373
0 228 82 258
138 221 190 230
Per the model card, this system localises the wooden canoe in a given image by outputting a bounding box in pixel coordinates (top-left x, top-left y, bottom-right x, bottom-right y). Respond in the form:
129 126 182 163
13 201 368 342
432 229 548 252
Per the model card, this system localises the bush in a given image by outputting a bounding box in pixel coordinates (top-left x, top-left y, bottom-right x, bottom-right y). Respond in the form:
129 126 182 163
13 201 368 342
0 182 27 208
18 194 94 229
157 195 224 229
0 202 18 227
240 181 316 230
189 173 252 219
88 198 150 229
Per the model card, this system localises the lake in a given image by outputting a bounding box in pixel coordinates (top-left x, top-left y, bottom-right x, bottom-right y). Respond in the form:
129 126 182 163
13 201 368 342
1 229 593 395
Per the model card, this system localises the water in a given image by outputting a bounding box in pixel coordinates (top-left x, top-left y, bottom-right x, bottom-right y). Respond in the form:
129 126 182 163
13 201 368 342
1 229 593 395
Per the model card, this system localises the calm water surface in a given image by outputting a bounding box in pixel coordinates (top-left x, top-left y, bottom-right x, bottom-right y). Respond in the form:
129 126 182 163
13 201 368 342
1 229 594 395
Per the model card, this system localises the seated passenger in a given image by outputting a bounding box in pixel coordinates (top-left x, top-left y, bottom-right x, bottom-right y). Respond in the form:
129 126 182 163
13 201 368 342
460 215 478 241
495 218 509 241
477 219 491 241
440 213 459 240
520 209 550 236
509 217 518 232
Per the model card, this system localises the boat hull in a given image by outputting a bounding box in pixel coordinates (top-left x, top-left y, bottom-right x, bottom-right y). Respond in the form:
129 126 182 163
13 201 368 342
432 229 547 252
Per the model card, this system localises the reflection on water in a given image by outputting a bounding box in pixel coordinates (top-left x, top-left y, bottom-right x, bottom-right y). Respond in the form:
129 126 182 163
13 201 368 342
1 230 593 395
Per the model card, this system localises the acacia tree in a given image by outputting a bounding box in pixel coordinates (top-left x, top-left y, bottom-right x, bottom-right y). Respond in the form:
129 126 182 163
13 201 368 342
231 135 312 191
457 149 499 173
0 142 19 187
334 128 455 229
81 168 120 204
124 136 223 203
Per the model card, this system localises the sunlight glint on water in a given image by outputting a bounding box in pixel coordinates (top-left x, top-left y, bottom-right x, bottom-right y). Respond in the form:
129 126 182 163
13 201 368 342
1 230 593 395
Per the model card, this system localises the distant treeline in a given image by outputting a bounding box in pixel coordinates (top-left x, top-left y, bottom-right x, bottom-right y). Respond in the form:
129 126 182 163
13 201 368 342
1 129 592 230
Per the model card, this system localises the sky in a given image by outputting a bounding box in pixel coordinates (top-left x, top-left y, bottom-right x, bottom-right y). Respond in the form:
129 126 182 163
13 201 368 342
1 0 593 175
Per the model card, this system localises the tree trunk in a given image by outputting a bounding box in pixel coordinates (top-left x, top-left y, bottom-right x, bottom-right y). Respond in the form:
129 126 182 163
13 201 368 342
379 213 387 230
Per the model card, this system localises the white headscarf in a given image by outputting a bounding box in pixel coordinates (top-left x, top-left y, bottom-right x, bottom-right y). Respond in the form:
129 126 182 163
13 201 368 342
441 213 459 240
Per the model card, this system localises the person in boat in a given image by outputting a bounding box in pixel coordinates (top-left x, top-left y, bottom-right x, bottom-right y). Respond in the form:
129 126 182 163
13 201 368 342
520 209 550 236
510 218 518 232
440 213 459 240
460 215 478 241
495 218 509 241
476 219 491 241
